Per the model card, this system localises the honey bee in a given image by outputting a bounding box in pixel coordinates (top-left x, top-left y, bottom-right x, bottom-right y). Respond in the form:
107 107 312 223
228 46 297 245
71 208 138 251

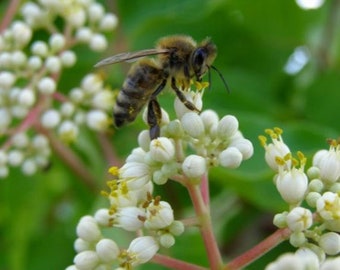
95 35 223 139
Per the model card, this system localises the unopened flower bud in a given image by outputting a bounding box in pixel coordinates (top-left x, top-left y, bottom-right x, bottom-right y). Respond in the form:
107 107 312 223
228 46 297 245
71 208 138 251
127 236 159 265
96 238 120 262
182 155 206 179
76 216 101 242
149 137 175 163
286 207 313 232
74 250 99 270
217 115 238 139
181 112 205 138
159 233 175 248
318 232 340 255
219 147 243 168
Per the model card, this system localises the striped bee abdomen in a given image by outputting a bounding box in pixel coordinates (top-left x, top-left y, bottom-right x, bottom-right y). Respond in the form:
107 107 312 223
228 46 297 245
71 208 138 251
113 59 164 127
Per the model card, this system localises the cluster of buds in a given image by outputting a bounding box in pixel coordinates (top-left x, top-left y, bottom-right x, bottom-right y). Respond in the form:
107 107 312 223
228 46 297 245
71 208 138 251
260 128 340 268
0 0 117 177
69 87 254 269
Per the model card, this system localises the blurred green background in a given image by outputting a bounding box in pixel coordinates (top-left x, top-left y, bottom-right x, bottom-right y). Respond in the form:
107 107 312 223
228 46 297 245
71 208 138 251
1 0 339 269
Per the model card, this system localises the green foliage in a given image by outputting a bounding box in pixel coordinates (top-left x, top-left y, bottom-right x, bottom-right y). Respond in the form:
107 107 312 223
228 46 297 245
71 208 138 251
1 0 339 269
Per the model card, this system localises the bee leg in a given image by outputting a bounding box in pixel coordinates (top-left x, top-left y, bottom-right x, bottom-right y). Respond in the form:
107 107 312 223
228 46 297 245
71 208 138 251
171 77 200 113
147 98 162 139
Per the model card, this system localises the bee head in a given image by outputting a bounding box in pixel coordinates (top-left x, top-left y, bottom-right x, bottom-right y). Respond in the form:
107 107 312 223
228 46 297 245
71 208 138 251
191 38 217 81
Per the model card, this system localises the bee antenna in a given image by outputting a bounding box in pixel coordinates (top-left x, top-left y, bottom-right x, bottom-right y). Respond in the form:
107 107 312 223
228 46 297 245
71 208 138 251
210 65 230 93
208 65 212 91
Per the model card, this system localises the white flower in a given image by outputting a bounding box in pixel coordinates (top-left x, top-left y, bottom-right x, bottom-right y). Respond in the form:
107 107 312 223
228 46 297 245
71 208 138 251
89 33 107 52
37 77 56 94
45 56 61 73
119 162 151 190
11 21 32 47
174 91 202 119
260 128 291 171
115 206 145 231
21 158 37 175
94 208 113 226
219 147 243 168
88 3 105 23
181 112 205 138
58 120 79 142
286 207 313 232
159 233 175 248
182 155 207 179
31 41 48 57
144 201 174 230
60 50 76 67
17 88 35 107
41 109 61 128
321 257 340 270
275 168 308 204
74 238 91 253
74 250 100 270
99 13 118 31
86 110 109 131
149 137 175 163
217 115 238 139
96 239 120 263
200 109 219 133
127 236 159 266
76 27 93 43
313 147 340 184
318 232 340 255
76 216 101 242
49 33 65 52
316 192 340 220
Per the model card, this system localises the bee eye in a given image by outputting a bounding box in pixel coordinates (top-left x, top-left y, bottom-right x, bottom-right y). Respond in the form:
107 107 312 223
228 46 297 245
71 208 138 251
192 48 206 67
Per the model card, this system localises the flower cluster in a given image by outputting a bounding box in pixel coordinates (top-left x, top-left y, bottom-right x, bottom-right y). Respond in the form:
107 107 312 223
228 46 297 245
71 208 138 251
0 0 117 177
68 88 254 269
260 128 340 268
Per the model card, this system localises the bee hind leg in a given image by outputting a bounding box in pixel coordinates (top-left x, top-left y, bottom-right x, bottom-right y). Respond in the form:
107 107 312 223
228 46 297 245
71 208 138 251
147 98 162 139
171 77 200 113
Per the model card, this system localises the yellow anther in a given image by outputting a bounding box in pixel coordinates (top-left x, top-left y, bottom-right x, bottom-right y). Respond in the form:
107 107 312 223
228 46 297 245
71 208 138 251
108 166 119 176
275 156 286 166
258 135 267 147
273 127 283 136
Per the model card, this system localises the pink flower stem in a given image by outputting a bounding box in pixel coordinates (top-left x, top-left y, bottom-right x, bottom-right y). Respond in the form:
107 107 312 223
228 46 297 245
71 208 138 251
0 0 20 33
187 182 223 270
224 228 291 270
152 253 208 270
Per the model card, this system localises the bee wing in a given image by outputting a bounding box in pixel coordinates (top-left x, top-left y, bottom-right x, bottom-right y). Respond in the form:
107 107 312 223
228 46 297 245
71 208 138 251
94 48 169 67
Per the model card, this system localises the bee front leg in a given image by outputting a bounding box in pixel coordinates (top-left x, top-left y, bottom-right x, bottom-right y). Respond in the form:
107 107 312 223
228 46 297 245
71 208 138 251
171 77 200 113
147 98 162 139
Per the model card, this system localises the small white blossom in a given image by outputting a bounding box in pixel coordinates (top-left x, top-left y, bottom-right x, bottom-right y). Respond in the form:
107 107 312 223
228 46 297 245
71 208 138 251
37 77 56 94
174 91 202 119
7 150 24 166
94 208 113 226
321 257 340 270
10 51 27 67
168 220 185 236
21 158 37 175
286 207 313 232
74 238 91 253
318 232 340 255
96 239 120 263
119 162 151 190
200 109 219 132
45 56 61 73
313 147 340 184
217 115 239 139
41 109 61 128
127 236 159 266
181 112 205 138
11 21 32 47
89 34 107 52
86 110 109 131
115 206 145 231
99 13 118 31
316 192 340 221
27 56 42 70
182 154 206 179
58 120 79 142
67 8 86 27
76 27 93 43
88 3 105 23
144 200 174 230
219 147 243 168
17 88 35 107
0 71 16 88
31 41 49 57
149 137 175 163
60 50 76 67
76 216 101 242
49 33 65 52
159 233 175 248
74 250 100 270
275 167 308 205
